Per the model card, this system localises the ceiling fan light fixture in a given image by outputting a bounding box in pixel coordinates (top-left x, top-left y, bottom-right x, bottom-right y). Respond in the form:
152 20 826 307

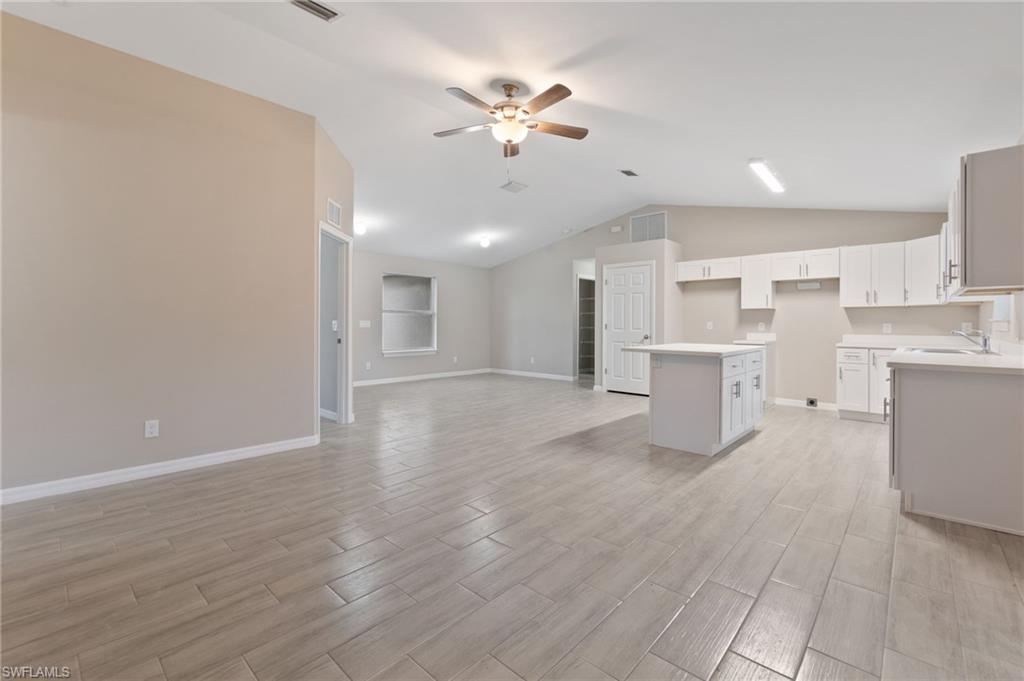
748 158 786 193
479 237 491 248
491 120 528 145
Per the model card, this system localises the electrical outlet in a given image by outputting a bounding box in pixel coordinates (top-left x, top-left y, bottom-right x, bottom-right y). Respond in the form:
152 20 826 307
365 361 372 371
144 419 160 438
882 323 892 334
359 320 371 329
530 356 535 365
453 355 458 364
331 320 338 332
806 398 818 408
705 321 713 330
757 322 766 331
961 321 973 332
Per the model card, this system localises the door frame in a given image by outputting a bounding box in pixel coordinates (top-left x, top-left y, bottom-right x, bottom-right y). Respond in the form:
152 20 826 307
601 259 656 394
317 221 353 431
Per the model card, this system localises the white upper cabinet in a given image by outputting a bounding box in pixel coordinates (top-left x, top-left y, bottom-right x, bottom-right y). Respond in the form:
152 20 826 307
840 245 873 307
840 242 906 307
676 257 741 282
740 255 773 310
905 235 942 306
872 241 906 307
770 251 804 281
804 248 841 278
771 248 839 281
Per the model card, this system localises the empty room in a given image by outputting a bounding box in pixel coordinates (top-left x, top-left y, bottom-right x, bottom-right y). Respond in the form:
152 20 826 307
2 3 1023 681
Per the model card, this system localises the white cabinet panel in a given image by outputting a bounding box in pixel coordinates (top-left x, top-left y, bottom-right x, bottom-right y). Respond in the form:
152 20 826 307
872 241 906 307
677 261 706 282
804 248 840 278
837 362 870 412
707 258 741 280
770 251 804 281
869 350 893 415
840 245 873 307
905 235 942 306
740 255 773 309
720 375 745 442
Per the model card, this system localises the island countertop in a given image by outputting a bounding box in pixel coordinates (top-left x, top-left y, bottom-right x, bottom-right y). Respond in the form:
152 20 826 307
622 343 757 358
887 348 1024 376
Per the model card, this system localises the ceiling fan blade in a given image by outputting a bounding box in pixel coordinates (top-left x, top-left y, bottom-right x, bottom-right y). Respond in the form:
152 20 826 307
503 142 520 158
523 84 571 115
446 87 496 115
528 120 589 140
433 123 494 138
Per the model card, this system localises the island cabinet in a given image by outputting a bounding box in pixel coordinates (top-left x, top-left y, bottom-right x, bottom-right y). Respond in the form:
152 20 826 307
625 344 765 456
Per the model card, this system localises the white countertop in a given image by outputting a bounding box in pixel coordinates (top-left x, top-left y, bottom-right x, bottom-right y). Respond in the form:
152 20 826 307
836 334 976 350
623 343 760 358
888 348 1024 376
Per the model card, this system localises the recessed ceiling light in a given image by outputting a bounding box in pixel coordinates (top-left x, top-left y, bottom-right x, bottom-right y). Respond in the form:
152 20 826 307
353 223 367 236
748 158 785 193
480 237 491 248
619 169 639 177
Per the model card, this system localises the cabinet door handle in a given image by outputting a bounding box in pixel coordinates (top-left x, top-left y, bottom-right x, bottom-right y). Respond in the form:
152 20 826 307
765 293 768 306
936 283 941 299
865 290 870 304
839 366 843 381
754 375 761 389
874 290 878 304
736 380 742 397
872 354 876 368
883 396 889 423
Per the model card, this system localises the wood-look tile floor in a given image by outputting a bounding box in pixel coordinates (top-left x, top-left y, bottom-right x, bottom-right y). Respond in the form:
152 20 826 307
2 375 1022 681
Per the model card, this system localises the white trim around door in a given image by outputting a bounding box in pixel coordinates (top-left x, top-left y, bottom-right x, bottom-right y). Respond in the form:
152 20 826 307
601 260 656 396
317 222 354 432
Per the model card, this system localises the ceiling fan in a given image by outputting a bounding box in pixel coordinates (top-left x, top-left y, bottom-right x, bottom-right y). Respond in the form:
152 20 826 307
434 83 589 158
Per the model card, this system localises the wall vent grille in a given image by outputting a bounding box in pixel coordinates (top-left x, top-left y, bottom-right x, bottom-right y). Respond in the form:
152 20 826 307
327 199 342 227
629 212 667 242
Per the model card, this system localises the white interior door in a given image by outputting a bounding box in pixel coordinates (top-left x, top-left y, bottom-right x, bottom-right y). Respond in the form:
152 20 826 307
603 263 653 395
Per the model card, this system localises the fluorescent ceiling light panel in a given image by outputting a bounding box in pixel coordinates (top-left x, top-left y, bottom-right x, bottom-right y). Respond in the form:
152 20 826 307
748 158 785 193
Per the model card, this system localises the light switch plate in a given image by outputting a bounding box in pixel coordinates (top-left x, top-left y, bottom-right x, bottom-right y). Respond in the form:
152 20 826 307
144 419 159 439
359 320 371 329
757 322 766 331
705 321 713 330
331 320 338 332
882 323 892 334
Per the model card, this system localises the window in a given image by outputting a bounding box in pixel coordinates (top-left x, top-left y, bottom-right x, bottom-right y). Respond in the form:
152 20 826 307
381 274 437 355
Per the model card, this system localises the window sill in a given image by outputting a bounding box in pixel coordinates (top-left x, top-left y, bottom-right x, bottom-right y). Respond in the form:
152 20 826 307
382 348 438 357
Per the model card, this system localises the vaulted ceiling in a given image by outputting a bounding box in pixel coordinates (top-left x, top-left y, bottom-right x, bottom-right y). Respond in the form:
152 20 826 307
6 2 1022 267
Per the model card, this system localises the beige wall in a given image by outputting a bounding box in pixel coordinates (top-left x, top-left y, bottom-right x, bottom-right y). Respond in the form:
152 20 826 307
353 250 491 382
492 204 981 402
1 15 352 487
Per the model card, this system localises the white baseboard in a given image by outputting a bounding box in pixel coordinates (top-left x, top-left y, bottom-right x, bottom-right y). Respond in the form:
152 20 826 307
0 434 319 505
592 385 604 392
354 368 491 387
490 369 574 382
319 408 338 420
774 397 838 412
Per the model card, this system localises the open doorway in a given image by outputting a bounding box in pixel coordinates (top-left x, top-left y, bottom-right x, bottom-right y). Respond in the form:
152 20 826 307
318 222 353 427
573 258 596 388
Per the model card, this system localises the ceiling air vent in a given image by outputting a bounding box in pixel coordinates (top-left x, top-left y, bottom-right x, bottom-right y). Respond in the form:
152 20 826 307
629 211 667 243
619 169 639 177
291 0 340 22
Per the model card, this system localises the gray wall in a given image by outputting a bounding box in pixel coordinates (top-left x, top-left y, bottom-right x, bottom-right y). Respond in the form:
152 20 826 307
490 204 981 402
354 250 491 382
319 233 340 414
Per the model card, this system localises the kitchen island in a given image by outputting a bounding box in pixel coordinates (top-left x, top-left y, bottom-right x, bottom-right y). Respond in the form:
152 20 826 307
624 343 766 456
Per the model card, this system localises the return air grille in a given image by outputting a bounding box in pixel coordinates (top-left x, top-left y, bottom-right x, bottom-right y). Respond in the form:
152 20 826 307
629 212 667 242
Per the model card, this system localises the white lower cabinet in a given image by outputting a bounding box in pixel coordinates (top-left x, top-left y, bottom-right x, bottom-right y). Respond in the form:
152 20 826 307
719 352 765 444
869 349 894 415
837 362 870 412
837 347 895 419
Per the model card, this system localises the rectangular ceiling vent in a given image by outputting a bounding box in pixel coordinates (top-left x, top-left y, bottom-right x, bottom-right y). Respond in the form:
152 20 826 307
291 0 340 22
630 212 667 243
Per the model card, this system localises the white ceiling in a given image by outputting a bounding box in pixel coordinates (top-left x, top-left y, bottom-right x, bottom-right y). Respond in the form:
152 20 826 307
6 2 1022 267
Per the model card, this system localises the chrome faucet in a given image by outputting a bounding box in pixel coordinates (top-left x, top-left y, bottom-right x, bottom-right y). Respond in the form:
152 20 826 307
952 329 992 353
